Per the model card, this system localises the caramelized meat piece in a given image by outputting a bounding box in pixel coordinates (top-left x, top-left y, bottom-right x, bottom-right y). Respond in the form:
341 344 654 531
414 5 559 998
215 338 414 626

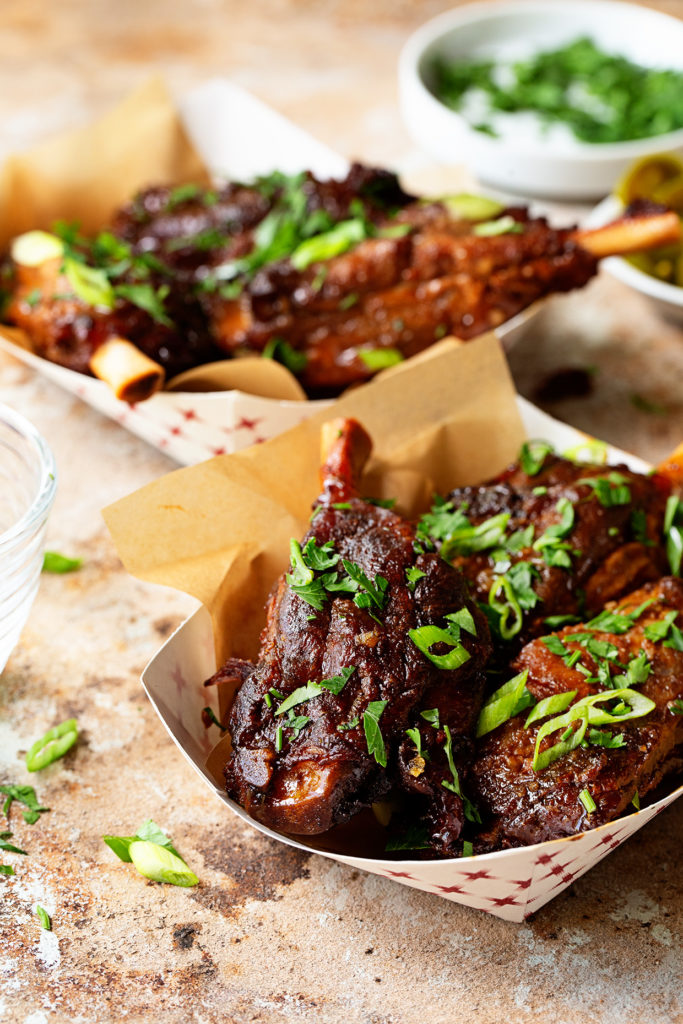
216 418 490 847
3 164 677 400
472 578 683 849
3 239 220 380
208 205 598 394
439 450 670 647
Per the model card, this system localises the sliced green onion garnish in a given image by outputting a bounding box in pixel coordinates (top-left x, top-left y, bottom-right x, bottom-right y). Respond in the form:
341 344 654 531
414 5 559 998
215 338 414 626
563 438 608 465
11 230 64 267
35 905 51 930
519 439 554 476
488 574 523 640
532 688 655 772
290 218 367 270
42 551 82 574
408 624 471 670
525 690 577 729
462 840 474 858
25 718 78 772
578 788 596 814
476 670 532 737
472 215 524 237
358 348 404 371
128 840 199 887
439 193 504 221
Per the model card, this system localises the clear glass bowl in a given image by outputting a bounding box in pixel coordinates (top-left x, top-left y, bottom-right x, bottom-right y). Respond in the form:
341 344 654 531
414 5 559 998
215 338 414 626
0 404 57 673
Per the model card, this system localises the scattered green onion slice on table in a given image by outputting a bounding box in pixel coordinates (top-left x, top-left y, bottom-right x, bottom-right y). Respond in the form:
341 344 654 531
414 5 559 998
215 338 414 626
25 719 78 772
35 904 51 930
42 551 83 574
128 840 199 887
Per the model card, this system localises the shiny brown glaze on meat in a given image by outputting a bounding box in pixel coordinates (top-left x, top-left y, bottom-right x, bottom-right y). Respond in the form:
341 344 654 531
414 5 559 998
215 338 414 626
216 418 490 849
207 205 597 394
444 452 670 647
3 249 220 379
472 578 683 850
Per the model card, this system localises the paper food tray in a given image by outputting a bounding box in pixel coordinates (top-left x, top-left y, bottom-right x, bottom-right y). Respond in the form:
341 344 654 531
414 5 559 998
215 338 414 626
137 395 683 922
0 78 539 466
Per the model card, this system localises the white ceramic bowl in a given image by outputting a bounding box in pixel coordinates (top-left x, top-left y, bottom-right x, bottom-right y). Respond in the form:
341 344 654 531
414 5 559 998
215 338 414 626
586 194 683 326
0 404 57 673
399 0 683 200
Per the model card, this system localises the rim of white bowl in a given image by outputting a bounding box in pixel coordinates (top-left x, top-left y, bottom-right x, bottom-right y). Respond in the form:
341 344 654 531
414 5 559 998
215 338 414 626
400 0 683 162
0 403 57 550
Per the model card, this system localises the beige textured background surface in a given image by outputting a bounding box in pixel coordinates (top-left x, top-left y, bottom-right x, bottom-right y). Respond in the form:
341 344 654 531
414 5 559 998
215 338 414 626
1 2 683 1022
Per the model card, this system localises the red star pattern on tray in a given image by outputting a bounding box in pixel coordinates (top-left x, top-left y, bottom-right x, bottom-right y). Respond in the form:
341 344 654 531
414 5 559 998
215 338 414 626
236 416 263 431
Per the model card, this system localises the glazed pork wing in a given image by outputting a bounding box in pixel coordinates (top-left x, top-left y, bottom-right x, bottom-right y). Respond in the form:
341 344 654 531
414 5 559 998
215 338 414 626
215 417 490 851
434 448 670 647
471 577 683 849
208 205 599 393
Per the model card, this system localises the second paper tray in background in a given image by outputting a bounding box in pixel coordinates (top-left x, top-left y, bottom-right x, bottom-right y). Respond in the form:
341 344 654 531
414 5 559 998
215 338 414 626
0 78 539 465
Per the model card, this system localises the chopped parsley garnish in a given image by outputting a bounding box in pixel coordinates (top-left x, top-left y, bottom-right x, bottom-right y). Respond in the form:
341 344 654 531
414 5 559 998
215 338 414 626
442 725 480 823
416 498 509 559
405 727 423 759
630 508 652 546
577 472 631 507
519 439 554 476
588 728 626 749
114 282 172 326
275 683 324 717
363 700 388 767
405 566 427 591
385 823 431 852
0 784 49 825
430 37 683 144
664 496 683 576
318 666 357 694
532 497 576 568
0 834 27 856
165 183 202 208
420 708 440 728
644 611 679 644
671 700 683 716
337 717 359 732
262 336 308 374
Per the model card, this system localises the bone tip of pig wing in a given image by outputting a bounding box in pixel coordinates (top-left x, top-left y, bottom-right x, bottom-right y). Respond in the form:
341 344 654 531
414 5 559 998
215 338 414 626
319 417 373 498
88 336 165 404
574 210 681 259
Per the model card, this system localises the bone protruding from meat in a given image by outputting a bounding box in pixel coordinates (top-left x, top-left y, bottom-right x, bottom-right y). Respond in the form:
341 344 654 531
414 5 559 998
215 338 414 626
88 337 165 404
573 210 680 259
319 417 373 504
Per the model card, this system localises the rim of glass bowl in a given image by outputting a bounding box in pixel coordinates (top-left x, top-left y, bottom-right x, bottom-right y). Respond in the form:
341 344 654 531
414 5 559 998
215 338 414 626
0 403 57 551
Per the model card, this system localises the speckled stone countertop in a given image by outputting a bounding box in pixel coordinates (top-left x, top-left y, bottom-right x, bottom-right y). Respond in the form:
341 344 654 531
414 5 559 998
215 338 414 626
1 3 683 1022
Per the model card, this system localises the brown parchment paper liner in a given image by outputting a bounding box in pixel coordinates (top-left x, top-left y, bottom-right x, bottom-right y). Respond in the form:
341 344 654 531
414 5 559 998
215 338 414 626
104 335 683 920
104 334 524 668
0 78 208 245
